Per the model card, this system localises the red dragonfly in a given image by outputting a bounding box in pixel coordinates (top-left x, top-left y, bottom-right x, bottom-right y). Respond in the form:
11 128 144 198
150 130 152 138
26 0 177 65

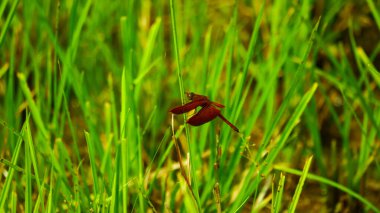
170 92 239 132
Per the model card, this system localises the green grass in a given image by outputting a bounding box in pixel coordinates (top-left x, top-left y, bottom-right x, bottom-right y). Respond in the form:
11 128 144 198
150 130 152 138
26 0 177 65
1 0 380 212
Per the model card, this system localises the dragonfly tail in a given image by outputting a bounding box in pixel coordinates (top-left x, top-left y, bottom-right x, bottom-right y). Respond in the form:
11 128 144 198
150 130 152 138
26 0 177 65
218 114 239 132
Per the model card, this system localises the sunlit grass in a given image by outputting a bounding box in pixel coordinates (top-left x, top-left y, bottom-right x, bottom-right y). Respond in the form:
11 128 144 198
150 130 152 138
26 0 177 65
1 0 380 212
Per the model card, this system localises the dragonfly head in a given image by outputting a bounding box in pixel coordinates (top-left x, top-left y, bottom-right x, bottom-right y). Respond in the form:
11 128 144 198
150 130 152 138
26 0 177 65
186 92 194 101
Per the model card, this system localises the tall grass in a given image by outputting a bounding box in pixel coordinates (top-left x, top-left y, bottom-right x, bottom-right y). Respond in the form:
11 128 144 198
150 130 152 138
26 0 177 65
0 0 379 212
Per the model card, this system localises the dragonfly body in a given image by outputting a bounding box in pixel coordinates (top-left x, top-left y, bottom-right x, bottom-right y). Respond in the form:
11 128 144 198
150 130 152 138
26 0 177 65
170 92 239 132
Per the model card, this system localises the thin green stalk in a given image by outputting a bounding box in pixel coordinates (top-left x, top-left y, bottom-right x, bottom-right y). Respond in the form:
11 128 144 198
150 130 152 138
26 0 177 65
0 115 29 210
170 0 201 209
0 0 19 48
287 156 313 213
84 131 99 196
272 173 286 213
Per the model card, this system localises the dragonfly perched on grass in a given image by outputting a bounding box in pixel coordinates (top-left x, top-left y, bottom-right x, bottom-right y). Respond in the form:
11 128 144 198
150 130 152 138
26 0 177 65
170 92 239 132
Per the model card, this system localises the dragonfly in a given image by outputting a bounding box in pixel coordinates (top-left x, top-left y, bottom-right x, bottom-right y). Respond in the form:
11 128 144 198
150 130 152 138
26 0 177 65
170 92 239 132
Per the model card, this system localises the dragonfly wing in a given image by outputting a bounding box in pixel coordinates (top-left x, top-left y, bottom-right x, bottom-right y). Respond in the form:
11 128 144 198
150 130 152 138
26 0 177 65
170 100 208 114
187 105 220 126
211 101 225 108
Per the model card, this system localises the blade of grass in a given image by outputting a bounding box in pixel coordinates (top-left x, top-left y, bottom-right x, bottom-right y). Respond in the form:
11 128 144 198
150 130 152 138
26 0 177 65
201 26 212 93
100 102 113 181
272 173 285 213
357 47 380 87
287 156 313 213
11 186 17 213
304 97 326 177
4 27 16 152
0 0 8 17
120 65 130 213
232 2 264 114
33 169 47 213
366 0 380 30
0 0 19 48
17 73 49 139
24 117 45 212
47 167 53 213
73 166 81 213
84 131 99 196
0 63 8 79
170 0 201 209
136 116 145 212
0 114 29 210
169 0 185 103
25 123 32 213
134 18 162 85
274 165 380 213
110 143 121 213
120 65 129 212
209 4 236 100
146 128 173 195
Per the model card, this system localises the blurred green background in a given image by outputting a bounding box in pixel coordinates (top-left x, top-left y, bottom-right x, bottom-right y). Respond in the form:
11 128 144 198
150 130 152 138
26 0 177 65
1 0 380 212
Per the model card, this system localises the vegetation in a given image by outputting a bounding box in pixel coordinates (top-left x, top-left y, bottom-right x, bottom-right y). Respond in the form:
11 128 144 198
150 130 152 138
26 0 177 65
1 0 379 212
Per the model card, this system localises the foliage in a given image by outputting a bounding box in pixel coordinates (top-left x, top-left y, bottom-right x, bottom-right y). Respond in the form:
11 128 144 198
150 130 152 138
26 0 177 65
1 0 380 212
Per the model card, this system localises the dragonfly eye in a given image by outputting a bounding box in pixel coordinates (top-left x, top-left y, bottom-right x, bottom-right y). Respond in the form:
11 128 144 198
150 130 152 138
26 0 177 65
186 92 194 100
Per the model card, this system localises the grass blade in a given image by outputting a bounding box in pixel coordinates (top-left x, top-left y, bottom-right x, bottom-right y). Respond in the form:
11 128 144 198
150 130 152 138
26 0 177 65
287 156 313 213
0 115 29 210
272 173 286 213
